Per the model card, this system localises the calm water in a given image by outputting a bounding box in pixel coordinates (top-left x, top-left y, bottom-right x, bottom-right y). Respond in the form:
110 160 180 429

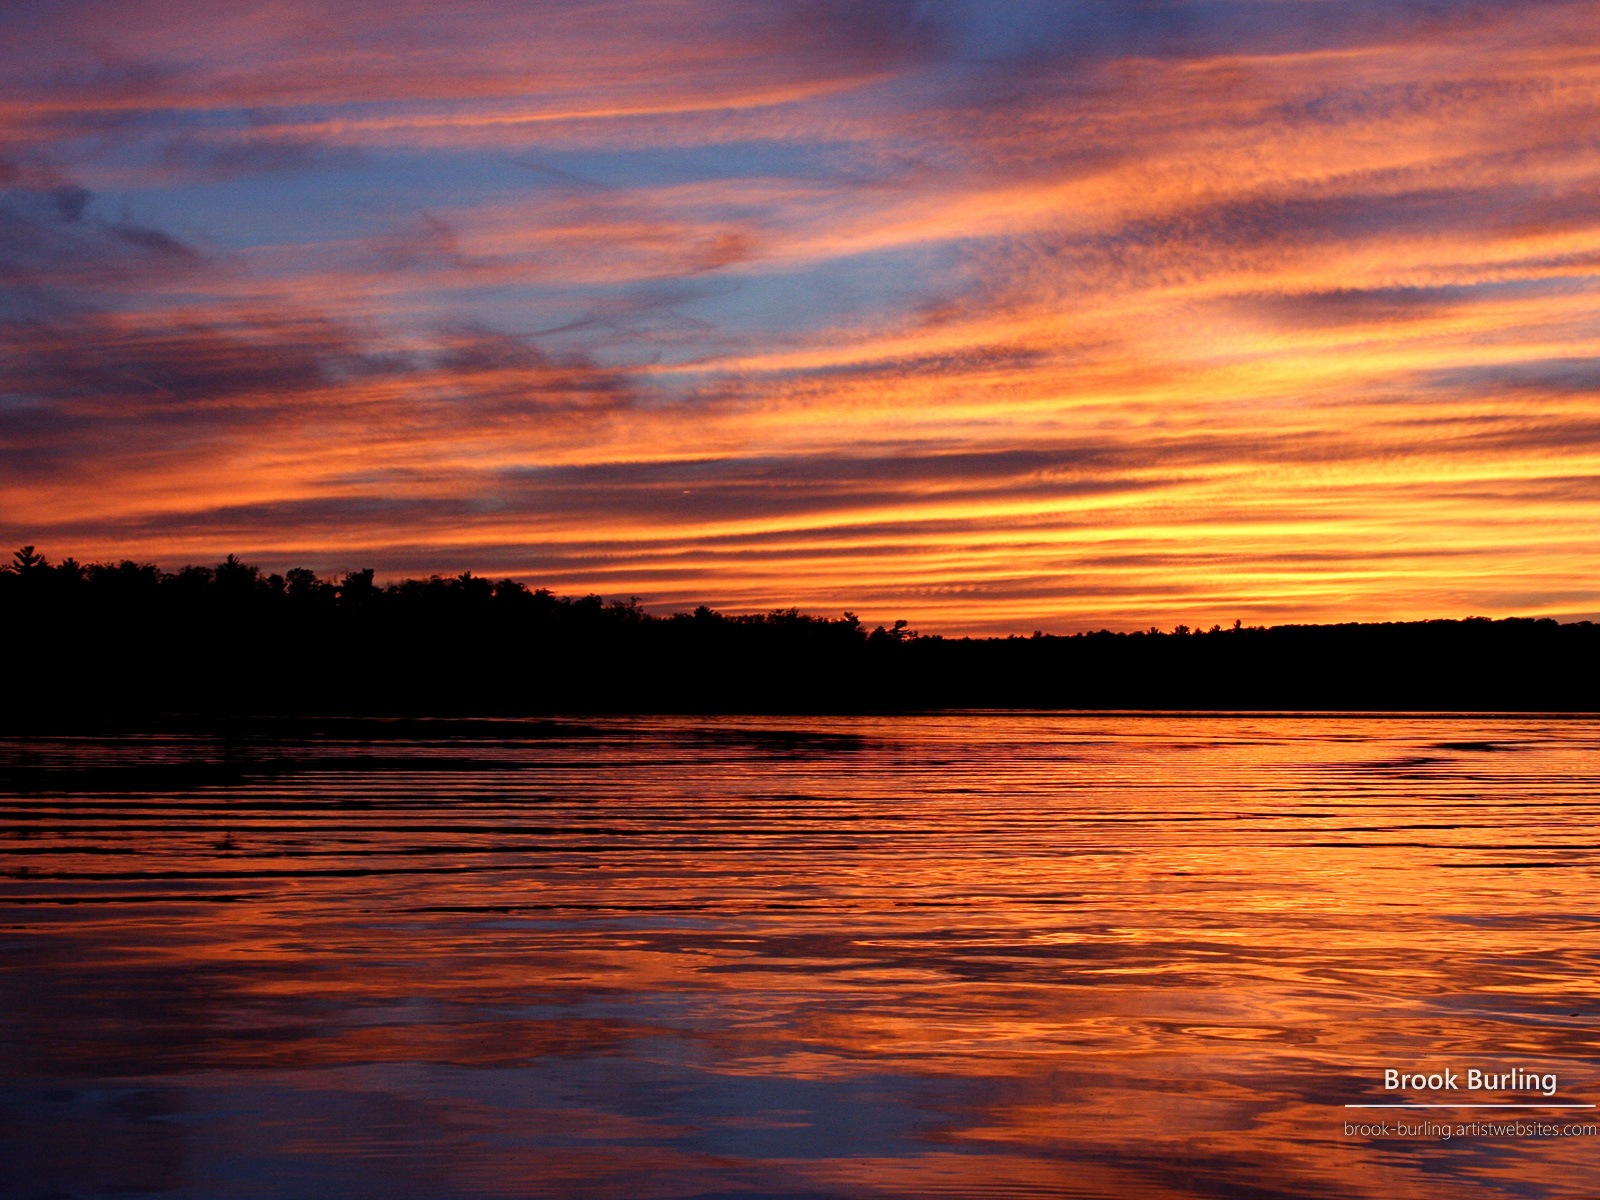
3 715 1599 1198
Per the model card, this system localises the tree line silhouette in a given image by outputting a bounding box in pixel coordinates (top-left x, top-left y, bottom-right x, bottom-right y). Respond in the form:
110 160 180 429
2 545 1594 724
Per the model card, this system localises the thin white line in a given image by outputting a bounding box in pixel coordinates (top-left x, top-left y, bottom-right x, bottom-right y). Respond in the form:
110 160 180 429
1344 1104 1595 1109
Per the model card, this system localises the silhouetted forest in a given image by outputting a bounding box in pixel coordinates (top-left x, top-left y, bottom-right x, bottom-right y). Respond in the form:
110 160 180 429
2 545 1594 725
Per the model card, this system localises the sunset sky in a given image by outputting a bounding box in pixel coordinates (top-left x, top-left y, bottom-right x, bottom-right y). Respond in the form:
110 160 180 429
5 0 1600 632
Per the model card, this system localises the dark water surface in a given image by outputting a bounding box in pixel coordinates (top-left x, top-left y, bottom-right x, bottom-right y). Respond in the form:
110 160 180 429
3 715 1599 1198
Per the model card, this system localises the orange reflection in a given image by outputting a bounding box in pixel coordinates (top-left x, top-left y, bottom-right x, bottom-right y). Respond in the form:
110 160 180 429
4 718 1600 1197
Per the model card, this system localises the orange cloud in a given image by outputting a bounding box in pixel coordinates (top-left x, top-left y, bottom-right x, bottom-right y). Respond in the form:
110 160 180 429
6 1 1600 630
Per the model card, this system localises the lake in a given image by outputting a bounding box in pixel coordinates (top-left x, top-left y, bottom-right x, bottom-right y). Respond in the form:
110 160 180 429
3 715 1599 1198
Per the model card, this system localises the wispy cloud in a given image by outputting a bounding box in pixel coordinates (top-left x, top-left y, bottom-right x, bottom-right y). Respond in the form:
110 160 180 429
5 1 1600 629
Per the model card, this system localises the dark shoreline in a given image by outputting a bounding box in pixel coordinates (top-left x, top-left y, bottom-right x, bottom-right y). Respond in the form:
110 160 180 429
7 619 1595 730
4 547 1595 726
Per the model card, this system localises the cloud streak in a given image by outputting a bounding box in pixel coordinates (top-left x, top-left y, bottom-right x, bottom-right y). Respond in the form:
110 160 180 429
5 0 1600 630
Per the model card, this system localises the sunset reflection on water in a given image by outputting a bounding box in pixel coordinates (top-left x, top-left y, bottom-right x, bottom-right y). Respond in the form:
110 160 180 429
3 716 1599 1198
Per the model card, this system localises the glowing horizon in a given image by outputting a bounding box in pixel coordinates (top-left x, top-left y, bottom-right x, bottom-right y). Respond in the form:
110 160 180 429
6 0 1600 634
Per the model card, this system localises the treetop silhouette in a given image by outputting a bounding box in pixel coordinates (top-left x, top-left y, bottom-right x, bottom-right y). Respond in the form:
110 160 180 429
2 546 1593 723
